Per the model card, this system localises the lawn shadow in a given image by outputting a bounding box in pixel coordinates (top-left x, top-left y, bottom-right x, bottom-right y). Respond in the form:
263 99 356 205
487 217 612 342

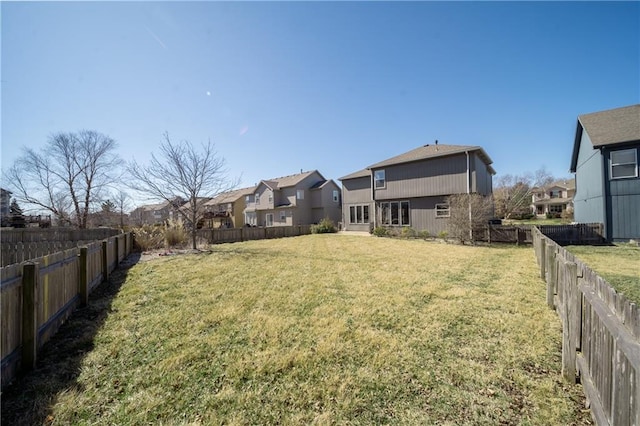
0 252 142 426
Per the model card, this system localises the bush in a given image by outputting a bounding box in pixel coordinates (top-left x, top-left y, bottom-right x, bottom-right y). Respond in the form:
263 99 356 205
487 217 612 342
372 226 388 237
132 225 165 251
164 219 188 247
311 218 337 234
437 230 449 240
400 227 417 238
418 230 431 239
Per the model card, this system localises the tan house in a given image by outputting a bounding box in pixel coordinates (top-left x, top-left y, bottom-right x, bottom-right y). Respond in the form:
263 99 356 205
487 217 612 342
243 170 342 227
531 179 575 218
129 197 185 226
340 143 495 234
202 186 256 229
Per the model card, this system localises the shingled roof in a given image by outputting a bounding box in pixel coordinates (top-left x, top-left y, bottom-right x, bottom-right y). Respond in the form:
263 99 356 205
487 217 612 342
577 104 640 147
259 170 323 189
340 143 495 180
570 104 640 172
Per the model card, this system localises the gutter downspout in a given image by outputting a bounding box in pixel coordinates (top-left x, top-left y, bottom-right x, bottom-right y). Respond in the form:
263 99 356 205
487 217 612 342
466 151 472 241
371 169 376 230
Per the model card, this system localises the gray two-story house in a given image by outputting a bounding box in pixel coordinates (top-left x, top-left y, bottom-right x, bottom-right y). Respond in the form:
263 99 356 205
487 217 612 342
243 170 341 227
570 104 640 242
340 143 495 234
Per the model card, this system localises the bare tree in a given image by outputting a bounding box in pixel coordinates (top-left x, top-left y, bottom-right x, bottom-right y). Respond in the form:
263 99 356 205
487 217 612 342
4 130 120 228
113 190 132 228
126 133 237 249
446 193 494 243
493 167 555 220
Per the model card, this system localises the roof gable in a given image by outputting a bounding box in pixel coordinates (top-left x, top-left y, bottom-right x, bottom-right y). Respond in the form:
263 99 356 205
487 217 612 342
570 104 640 172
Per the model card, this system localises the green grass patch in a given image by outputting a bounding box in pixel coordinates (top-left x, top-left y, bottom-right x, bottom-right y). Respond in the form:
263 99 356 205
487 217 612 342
2 236 592 425
566 244 640 305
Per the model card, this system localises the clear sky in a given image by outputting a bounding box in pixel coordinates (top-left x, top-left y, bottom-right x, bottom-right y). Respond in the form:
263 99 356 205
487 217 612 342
2 1 638 207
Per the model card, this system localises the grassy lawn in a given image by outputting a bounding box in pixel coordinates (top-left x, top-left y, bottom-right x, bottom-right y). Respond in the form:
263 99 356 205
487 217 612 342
503 218 571 226
2 235 591 425
565 244 640 305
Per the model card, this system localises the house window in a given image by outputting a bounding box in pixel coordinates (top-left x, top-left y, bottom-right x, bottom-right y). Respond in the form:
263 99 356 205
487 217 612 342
279 211 286 221
349 205 369 224
245 212 256 226
266 213 274 227
549 204 563 214
268 192 273 203
436 203 450 218
255 194 260 205
245 195 251 203
332 190 339 203
297 190 304 200
374 170 386 189
379 201 410 225
611 148 638 179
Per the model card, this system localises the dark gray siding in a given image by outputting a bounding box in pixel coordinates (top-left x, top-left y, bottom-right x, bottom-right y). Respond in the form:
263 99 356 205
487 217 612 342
342 176 371 203
406 196 450 234
373 155 467 200
604 145 640 241
473 153 493 195
573 131 606 226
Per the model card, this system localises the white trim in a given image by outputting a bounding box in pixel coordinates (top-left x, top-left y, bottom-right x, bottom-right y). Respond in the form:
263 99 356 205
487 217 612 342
610 148 638 179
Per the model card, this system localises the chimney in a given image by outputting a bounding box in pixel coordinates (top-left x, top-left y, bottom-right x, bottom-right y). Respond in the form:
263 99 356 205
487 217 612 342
435 139 438 145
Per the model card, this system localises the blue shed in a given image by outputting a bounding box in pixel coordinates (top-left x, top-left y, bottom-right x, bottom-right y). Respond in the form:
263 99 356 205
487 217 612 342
570 104 640 242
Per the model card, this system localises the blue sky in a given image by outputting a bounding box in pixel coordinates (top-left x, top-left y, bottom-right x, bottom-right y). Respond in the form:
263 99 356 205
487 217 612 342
2 1 638 207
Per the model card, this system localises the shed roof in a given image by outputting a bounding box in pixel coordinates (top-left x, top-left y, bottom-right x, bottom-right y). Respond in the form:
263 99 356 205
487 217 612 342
578 104 640 147
570 104 640 172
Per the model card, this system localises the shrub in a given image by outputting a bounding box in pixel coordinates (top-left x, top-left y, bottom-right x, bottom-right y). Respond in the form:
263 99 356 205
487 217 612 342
132 225 165 251
311 218 337 234
372 226 388 237
437 230 449 240
164 219 188 248
418 230 431 239
400 227 417 238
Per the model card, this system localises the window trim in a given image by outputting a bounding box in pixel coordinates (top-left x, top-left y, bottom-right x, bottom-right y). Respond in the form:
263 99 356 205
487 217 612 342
265 213 274 227
379 201 410 226
332 190 340 203
348 204 370 224
610 148 638 180
279 210 286 221
435 203 450 218
374 169 386 189
296 189 304 200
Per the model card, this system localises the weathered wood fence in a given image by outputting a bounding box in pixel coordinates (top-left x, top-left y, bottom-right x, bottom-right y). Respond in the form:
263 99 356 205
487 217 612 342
1 241 101 267
473 223 604 245
197 225 312 244
533 227 639 425
1 228 121 243
1 232 133 389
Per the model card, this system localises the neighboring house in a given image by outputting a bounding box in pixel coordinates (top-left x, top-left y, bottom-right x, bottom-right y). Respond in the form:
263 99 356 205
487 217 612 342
531 179 575 217
202 186 256 228
570 104 640 242
243 170 341 227
340 143 495 234
1 188 12 227
129 197 185 226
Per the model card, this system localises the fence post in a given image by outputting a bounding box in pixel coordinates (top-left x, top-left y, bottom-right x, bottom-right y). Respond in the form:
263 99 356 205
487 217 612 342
114 236 119 264
21 262 39 372
102 240 109 281
539 237 546 280
78 247 89 306
562 260 578 383
546 241 556 309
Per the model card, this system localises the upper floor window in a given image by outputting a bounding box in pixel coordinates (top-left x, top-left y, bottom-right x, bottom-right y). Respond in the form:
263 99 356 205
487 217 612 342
245 195 252 203
611 148 638 179
296 189 304 200
255 194 260 205
374 170 386 188
332 190 339 203
268 191 273 203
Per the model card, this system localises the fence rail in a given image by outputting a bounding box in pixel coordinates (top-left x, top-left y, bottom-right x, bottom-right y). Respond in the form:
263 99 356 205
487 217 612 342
1 228 121 243
197 225 312 245
532 227 639 425
1 232 133 389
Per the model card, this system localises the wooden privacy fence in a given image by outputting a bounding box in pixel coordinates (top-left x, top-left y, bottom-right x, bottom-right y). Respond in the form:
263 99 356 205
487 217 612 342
1 240 102 267
0 232 133 389
1 227 121 243
533 227 639 425
473 223 605 245
197 225 312 245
